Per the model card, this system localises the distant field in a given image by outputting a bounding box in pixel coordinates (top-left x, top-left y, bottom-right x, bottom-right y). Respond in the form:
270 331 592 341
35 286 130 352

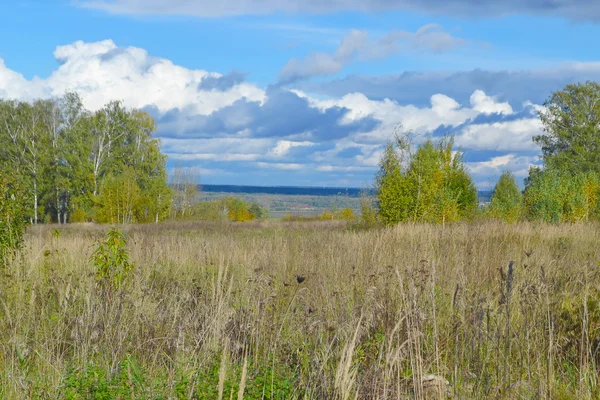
197 191 363 216
197 185 493 216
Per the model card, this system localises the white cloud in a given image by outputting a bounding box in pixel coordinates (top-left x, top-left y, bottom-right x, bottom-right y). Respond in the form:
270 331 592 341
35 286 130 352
280 25 467 82
470 90 513 114
269 140 314 157
309 89 542 154
316 92 476 144
1 40 265 114
161 137 274 154
166 153 262 161
0 39 547 187
467 154 537 186
256 162 304 170
455 118 542 151
316 165 372 172
0 59 43 99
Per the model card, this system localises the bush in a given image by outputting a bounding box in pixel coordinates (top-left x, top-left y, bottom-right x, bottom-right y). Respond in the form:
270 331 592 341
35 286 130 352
92 228 134 290
335 208 356 221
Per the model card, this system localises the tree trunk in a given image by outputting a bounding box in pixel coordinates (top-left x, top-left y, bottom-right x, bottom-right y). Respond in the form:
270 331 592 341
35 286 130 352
33 180 38 224
56 187 61 224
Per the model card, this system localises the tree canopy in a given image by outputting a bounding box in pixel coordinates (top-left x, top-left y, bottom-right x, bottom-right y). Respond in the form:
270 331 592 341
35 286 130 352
535 81 600 174
0 93 171 224
488 171 522 223
375 133 477 225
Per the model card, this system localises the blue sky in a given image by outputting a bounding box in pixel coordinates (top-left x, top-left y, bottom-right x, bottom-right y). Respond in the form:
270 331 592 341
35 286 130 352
2 0 600 187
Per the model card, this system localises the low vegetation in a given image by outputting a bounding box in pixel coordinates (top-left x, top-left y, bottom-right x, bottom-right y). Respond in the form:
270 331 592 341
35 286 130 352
1 222 600 398
282 207 356 222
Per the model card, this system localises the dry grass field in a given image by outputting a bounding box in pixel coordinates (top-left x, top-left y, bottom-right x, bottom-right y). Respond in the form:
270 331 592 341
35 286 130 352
1 221 599 399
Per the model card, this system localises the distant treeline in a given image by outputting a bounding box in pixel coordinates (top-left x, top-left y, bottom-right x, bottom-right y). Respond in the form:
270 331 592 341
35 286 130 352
200 184 368 197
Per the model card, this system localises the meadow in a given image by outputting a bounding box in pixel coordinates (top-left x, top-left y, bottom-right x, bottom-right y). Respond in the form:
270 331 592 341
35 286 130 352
1 221 599 399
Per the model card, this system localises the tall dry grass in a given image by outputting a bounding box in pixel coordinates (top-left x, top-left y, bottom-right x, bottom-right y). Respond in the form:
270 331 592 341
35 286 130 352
1 221 599 398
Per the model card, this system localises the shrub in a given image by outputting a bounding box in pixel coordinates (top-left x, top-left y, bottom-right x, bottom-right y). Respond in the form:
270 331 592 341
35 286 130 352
91 228 134 290
222 197 257 222
335 208 356 221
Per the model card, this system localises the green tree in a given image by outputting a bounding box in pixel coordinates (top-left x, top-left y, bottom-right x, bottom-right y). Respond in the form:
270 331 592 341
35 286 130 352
0 172 26 266
0 100 52 223
56 92 95 223
90 101 130 197
439 137 478 218
523 170 599 223
94 168 142 224
407 139 442 221
0 94 172 225
488 171 523 223
375 135 477 225
221 197 256 222
375 143 412 225
536 81 600 174
145 176 173 223
249 202 268 220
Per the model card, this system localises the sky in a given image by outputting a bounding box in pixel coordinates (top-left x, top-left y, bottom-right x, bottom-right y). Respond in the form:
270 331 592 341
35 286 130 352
2 1 600 188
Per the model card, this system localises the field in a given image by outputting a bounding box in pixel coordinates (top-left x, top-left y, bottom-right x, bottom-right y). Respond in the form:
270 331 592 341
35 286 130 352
196 186 493 219
197 191 363 218
1 221 599 399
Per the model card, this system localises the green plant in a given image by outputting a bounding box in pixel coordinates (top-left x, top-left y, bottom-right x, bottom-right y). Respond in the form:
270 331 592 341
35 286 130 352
375 134 477 225
0 172 26 266
91 227 134 289
194 356 296 399
488 171 523 223
62 355 148 399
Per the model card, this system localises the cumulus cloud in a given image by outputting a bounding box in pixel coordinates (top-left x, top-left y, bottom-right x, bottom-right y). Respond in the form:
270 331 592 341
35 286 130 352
0 39 264 113
467 154 538 187
302 64 600 108
279 25 466 82
152 89 380 140
198 70 247 91
0 39 547 187
78 0 600 20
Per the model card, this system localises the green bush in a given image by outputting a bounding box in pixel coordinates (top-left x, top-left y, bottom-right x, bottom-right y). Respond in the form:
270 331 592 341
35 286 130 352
92 228 134 290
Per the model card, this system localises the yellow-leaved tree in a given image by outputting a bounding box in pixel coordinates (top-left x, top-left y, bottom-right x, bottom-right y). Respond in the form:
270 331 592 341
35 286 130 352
375 130 477 225
94 167 142 224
